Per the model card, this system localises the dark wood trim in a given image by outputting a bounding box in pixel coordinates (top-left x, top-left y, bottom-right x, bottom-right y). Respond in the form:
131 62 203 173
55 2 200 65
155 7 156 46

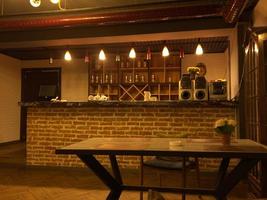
237 22 248 139
0 18 233 45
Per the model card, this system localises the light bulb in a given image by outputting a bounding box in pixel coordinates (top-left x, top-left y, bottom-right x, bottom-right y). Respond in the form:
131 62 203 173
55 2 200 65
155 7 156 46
195 44 203 55
129 48 136 59
50 0 59 4
64 50 72 61
30 0 41 7
99 49 106 61
162 46 170 57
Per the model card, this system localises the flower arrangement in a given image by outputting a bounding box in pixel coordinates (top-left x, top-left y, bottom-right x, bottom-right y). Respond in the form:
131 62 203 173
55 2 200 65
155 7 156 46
187 66 200 74
214 118 236 135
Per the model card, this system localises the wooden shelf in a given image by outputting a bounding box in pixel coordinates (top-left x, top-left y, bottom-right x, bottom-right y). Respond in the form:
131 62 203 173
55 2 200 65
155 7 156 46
89 52 181 101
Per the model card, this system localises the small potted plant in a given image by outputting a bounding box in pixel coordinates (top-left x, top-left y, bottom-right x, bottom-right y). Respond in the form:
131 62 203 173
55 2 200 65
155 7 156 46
214 118 236 145
187 66 200 80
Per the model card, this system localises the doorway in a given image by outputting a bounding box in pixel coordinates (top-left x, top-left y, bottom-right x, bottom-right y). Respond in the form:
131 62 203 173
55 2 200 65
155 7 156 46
20 68 61 141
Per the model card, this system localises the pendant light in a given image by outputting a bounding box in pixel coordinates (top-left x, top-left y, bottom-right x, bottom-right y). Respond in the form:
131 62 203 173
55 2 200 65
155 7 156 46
99 49 106 61
64 50 72 61
129 48 136 59
29 0 41 7
162 46 170 57
195 39 203 55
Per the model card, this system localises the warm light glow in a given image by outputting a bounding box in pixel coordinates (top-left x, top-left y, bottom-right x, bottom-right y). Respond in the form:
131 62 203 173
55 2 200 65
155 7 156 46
195 44 203 55
64 50 72 61
29 0 41 7
129 48 136 59
162 46 170 57
259 34 264 40
50 0 59 4
99 49 106 61
245 45 249 54
254 43 259 53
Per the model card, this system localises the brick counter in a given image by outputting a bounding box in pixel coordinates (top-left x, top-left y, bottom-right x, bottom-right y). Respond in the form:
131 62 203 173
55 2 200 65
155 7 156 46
26 102 237 169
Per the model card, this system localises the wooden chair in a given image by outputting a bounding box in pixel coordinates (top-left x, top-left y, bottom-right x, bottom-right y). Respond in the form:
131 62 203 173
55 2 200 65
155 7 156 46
140 156 201 200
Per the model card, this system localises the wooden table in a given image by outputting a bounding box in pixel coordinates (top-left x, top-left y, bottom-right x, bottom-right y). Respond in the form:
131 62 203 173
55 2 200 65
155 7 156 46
55 138 267 200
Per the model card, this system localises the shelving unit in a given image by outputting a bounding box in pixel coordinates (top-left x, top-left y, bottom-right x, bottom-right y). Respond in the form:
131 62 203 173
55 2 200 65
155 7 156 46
88 52 181 101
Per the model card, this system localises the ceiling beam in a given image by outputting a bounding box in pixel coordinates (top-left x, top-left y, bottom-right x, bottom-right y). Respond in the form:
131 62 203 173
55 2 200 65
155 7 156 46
222 0 249 23
0 4 221 31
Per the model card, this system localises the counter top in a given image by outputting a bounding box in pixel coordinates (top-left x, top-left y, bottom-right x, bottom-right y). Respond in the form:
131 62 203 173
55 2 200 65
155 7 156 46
19 100 237 108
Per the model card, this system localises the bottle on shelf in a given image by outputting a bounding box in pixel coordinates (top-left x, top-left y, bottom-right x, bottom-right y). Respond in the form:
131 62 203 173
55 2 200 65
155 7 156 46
105 74 109 83
110 74 113 83
141 75 145 82
95 75 99 83
91 75 95 83
151 74 155 83
135 74 139 83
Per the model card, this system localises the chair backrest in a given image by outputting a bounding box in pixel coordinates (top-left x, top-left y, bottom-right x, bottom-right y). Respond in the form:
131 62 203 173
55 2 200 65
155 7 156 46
147 190 165 200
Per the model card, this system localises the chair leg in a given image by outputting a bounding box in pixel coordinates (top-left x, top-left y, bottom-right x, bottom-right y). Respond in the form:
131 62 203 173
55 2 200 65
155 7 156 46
195 157 202 200
140 156 144 200
182 157 186 200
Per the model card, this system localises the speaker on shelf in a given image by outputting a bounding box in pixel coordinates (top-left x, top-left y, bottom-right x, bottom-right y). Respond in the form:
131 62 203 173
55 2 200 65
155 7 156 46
179 74 193 101
193 76 208 101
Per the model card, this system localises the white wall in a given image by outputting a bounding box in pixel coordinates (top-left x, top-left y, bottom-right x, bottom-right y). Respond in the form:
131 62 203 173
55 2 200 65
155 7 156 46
21 58 88 102
0 54 21 143
182 52 228 82
253 0 267 27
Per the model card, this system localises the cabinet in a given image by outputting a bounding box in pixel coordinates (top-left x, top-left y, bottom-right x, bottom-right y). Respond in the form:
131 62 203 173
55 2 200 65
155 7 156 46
88 52 181 101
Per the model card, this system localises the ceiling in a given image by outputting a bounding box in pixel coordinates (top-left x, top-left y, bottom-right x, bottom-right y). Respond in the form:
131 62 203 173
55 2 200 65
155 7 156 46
0 36 229 60
0 0 258 60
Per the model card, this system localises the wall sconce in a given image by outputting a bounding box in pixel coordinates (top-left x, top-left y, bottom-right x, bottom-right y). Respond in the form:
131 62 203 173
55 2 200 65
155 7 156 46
162 46 170 57
64 50 72 61
99 49 106 61
195 39 203 55
129 48 136 59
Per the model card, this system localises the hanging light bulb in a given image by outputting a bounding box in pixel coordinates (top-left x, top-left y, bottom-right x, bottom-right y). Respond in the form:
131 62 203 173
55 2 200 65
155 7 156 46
162 46 170 57
195 39 203 55
129 48 136 59
64 50 72 61
99 49 106 61
29 0 41 7
50 0 59 4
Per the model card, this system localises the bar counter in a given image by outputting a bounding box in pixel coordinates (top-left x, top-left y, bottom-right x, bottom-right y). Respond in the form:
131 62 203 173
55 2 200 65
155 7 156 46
23 100 238 169
20 100 237 108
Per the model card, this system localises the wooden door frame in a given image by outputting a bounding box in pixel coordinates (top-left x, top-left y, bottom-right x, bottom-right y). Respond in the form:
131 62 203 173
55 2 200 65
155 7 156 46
20 67 61 141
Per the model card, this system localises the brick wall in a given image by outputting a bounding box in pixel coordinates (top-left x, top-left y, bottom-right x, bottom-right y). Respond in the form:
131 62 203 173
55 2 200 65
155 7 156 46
26 106 236 169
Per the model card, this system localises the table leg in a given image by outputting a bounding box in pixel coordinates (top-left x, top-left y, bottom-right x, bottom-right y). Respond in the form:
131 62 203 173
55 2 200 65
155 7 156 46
215 158 259 199
78 154 122 200
109 155 123 184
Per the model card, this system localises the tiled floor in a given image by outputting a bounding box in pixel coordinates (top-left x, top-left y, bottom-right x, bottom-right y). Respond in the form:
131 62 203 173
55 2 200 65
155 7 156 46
0 142 254 200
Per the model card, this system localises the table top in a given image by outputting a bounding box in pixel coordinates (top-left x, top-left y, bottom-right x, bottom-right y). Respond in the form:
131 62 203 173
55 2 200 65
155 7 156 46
55 138 267 158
